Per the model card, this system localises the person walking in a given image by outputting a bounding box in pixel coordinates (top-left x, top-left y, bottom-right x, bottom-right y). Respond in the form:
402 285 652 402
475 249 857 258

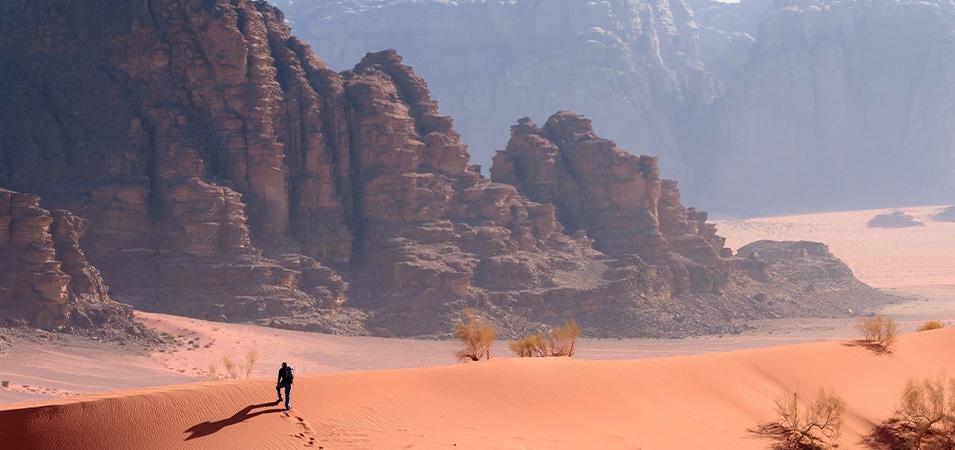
276 362 293 410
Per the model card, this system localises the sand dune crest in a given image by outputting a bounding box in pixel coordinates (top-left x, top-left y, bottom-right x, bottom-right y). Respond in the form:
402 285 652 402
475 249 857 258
3 327 955 449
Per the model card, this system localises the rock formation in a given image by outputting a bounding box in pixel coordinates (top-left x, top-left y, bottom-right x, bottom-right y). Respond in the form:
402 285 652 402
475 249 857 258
0 189 142 333
935 206 955 222
492 113 727 295
274 0 718 184
0 0 896 338
691 0 955 214
867 211 925 229
276 0 955 215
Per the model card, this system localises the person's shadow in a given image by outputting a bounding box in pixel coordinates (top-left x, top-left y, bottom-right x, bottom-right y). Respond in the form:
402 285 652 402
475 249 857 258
185 400 285 440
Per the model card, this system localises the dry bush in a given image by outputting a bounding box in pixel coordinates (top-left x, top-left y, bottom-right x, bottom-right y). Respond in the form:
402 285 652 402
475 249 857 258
856 313 899 351
510 331 547 357
764 387 846 450
207 362 220 381
918 321 946 332
510 319 581 358
244 348 258 378
454 308 496 362
222 355 240 379
547 319 581 357
893 373 955 449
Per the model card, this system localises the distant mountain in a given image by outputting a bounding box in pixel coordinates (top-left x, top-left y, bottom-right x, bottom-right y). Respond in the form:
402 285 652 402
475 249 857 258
275 0 719 186
692 0 955 214
278 0 955 215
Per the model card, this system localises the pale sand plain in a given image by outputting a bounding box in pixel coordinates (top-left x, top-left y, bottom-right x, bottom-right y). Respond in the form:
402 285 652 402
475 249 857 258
0 205 952 449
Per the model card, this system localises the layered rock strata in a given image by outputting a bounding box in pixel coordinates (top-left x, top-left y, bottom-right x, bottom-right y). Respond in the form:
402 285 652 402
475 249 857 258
278 0 955 215
274 0 719 184
491 113 727 295
0 0 896 337
0 189 139 332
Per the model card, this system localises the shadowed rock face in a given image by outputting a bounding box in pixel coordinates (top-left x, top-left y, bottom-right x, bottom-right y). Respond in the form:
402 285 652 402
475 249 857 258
0 0 355 330
0 0 896 337
691 0 955 214
276 0 955 215
273 0 718 185
0 189 140 332
492 112 728 295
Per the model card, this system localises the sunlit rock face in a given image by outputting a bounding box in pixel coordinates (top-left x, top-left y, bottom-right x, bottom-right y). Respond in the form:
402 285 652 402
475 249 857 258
0 0 897 337
276 0 719 186
280 0 955 215
0 189 138 332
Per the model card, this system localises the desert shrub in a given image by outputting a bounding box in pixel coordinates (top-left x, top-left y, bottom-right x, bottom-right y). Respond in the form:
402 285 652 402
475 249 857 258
454 308 496 361
207 362 220 381
856 313 899 351
548 319 581 357
222 355 240 379
893 373 955 449
763 387 846 449
918 321 946 332
510 331 547 357
244 348 258 378
510 319 581 358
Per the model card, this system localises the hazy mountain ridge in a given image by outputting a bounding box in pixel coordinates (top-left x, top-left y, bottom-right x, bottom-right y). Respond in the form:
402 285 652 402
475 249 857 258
277 0 719 184
279 0 955 215
694 0 955 214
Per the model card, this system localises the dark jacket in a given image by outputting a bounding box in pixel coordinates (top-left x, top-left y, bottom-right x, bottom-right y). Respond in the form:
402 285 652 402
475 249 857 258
277 366 293 384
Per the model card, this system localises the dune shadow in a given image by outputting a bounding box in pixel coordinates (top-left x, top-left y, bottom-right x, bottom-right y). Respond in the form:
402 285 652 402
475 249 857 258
185 400 285 440
860 420 908 450
841 339 893 355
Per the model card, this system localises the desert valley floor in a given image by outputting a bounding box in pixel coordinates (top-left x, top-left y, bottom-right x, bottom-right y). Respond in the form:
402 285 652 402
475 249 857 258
1 205 953 449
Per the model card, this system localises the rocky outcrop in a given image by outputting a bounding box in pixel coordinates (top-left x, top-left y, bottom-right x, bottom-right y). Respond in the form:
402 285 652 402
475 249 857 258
867 211 925 229
277 0 955 215
935 206 955 222
489 112 893 333
0 0 353 330
0 0 590 336
274 0 719 184
0 189 139 332
492 112 727 294
0 0 897 338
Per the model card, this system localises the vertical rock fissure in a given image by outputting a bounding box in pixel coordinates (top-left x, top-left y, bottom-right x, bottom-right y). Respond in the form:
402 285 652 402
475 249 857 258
344 86 365 264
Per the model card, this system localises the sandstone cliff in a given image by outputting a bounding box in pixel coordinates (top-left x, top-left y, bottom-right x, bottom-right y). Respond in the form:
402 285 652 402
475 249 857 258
277 0 955 215
0 0 896 338
275 0 719 184
0 189 142 334
492 113 726 293
691 0 955 214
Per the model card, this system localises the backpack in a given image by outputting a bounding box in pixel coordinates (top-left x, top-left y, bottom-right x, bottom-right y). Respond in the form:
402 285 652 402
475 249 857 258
286 366 294 382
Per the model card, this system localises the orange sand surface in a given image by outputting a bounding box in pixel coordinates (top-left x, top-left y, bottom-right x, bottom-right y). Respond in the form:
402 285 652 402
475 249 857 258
2 328 954 449
0 205 953 448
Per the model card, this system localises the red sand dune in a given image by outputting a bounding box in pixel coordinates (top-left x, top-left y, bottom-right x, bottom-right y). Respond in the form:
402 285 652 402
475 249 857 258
3 205 954 448
3 327 954 449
